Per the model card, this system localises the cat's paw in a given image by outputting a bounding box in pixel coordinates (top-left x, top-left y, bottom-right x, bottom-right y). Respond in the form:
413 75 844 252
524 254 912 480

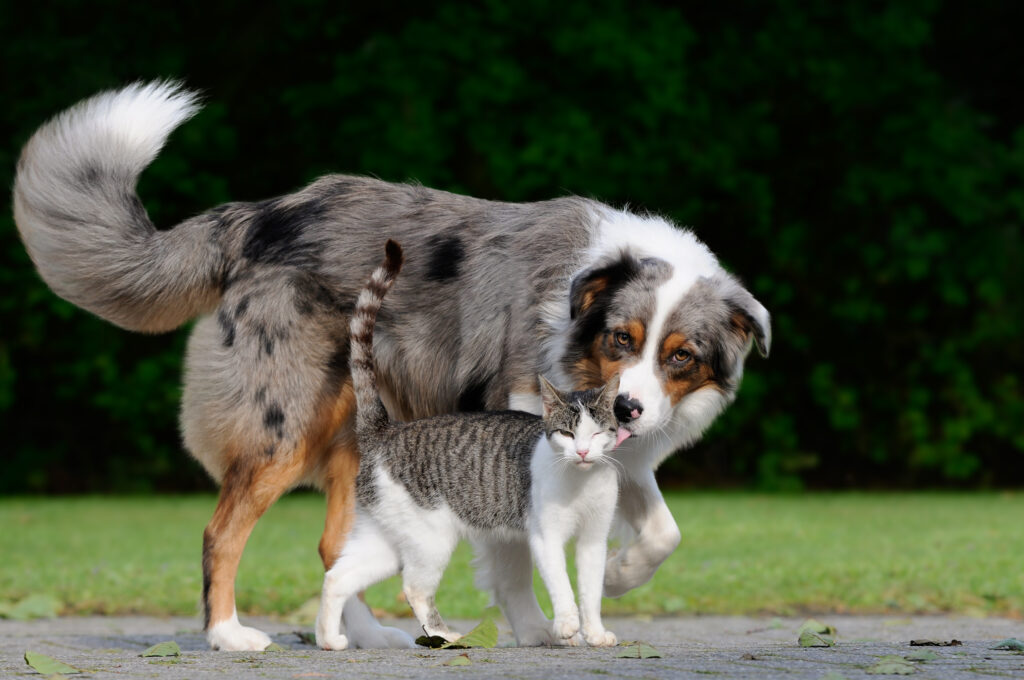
553 631 584 647
584 628 617 647
317 632 350 651
552 611 580 641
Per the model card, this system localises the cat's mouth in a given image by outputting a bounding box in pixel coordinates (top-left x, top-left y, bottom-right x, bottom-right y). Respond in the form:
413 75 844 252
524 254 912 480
614 427 632 448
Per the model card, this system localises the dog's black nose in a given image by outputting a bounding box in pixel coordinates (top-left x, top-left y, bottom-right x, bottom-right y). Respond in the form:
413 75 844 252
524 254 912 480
614 394 643 423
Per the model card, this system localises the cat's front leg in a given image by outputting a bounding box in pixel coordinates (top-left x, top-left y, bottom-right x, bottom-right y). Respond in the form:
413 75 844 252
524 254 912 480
576 502 617 647
529 529 579 642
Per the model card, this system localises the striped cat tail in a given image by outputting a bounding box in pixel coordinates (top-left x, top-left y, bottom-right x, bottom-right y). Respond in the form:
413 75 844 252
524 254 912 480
349 240 404 435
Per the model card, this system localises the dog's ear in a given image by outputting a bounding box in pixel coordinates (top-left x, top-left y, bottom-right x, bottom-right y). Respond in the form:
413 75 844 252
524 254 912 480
570 253 668 320
728 289 771 358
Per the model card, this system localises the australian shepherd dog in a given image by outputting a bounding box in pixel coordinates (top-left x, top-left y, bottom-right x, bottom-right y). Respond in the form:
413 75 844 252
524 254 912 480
13 82 770 650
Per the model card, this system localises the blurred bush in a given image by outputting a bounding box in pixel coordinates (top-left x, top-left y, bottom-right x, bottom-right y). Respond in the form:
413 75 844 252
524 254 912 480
2 0 1021 492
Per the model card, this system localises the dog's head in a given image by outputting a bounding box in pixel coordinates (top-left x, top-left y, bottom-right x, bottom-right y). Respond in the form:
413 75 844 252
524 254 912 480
562 249 769 442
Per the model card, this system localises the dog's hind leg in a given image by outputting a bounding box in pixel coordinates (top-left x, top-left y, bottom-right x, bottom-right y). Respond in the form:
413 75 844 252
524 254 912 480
317 381 360 570
203 452 305 651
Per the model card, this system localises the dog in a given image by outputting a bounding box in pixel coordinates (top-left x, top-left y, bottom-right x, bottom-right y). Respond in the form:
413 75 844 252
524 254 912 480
13 82 770 650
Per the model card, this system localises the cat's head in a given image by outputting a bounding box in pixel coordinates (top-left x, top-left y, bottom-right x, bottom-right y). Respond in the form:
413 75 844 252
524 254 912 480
538 374 620 470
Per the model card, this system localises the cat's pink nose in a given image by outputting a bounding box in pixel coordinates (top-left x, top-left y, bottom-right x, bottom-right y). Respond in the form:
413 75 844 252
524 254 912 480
577 449 589 460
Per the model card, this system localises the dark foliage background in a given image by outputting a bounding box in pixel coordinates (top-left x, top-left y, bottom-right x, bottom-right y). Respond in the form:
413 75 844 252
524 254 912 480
2 1 1021 492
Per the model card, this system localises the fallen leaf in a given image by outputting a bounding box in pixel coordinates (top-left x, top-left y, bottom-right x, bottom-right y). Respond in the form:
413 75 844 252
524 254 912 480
24 651 80 675
904 650 939 661
638 643 661 658
910 639 961 646
440 606 500 649
140 641 180 657
799 618 837 636
990 638 1024 651
616 642 661 659
415 635 450 648
265 643 286 652
5 594 61 621
443 653 471 666
740 653 758 660
866 655 916 675
798 630 835 647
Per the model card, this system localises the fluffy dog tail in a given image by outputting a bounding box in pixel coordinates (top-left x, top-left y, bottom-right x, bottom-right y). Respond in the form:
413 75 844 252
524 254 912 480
349 240 404 436
12 81 227 333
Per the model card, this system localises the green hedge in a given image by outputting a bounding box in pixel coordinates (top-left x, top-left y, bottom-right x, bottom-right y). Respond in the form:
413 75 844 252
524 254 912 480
2 1 1021 491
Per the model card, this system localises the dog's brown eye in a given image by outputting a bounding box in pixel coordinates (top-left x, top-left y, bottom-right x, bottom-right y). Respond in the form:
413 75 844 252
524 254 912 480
614 331 631 347
672 349 692 364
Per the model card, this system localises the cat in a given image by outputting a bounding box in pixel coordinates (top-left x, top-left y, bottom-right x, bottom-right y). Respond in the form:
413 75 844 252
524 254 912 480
315 240 624 649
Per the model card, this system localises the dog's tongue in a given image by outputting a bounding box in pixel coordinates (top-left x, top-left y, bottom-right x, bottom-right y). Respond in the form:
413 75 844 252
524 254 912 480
615 427 632 448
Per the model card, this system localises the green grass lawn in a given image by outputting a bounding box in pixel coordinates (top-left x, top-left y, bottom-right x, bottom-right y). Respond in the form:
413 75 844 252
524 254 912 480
0 492 1020 621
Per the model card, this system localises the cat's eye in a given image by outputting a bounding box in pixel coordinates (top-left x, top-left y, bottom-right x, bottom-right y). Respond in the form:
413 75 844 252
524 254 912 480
557 429 573 438
614 331 631 347
671 349 692 365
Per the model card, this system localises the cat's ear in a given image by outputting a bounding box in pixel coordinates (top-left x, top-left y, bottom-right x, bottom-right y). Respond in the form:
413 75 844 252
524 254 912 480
537 375 566 417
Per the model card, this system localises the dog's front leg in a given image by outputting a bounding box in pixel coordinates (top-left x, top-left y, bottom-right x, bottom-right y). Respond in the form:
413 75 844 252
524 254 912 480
603 468 680 598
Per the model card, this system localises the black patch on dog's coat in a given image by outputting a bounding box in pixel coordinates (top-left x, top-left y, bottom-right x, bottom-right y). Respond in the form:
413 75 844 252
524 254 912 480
264 403 285 439
425 235 464 282
216 308 235 348
235 296 250 319
567 255 642 354
457 373 496 412
290 273 341 316
242 198 326 266
256 324 274 357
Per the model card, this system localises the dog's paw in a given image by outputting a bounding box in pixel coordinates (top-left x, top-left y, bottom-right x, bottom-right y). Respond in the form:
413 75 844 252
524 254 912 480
514 626 553 647
346 623 415 649
207 618 273 651
552 610 580 641
603 557 646 598
584 628 617 647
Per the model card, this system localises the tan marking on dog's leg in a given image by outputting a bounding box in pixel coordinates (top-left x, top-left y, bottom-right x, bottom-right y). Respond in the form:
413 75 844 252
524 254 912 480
203 452 305 650
318 382 360 570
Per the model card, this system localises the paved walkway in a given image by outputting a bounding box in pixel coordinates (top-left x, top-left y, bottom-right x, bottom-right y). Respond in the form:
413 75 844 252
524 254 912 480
2 615 1022 678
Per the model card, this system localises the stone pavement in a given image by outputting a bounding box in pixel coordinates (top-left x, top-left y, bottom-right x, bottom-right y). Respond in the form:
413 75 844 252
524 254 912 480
1 615 1022 679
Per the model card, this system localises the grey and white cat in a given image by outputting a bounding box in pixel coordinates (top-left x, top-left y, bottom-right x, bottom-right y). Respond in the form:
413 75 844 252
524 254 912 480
316 241 623 649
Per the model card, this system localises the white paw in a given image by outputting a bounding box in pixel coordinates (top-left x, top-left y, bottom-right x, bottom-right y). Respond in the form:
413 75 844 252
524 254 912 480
346 622 416 649
584 628 617 647
552 610 580 640
553 631 584 647
603 557 644 598
207 617 273 651
318 632 349 651
515 626 553 647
